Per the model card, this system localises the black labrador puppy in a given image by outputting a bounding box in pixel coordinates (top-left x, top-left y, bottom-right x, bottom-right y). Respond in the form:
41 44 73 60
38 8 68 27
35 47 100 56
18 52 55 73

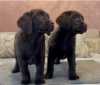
12 9 54 84
45 11 87 80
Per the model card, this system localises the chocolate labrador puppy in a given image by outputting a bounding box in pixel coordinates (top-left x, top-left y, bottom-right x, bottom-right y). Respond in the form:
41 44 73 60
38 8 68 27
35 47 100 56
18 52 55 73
45 11 87 80
12 9 54 84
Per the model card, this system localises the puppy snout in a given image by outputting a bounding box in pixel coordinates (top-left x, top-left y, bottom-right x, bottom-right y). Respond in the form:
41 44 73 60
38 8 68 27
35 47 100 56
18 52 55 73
49 22 54 32
83 23 87 32
46 22 54 35
77 23 87 34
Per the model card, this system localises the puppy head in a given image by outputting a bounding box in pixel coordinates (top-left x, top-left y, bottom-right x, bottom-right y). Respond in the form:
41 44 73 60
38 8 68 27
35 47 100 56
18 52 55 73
30 9 54 35
17 12 32 34
56 11 87 34
70 11 87 34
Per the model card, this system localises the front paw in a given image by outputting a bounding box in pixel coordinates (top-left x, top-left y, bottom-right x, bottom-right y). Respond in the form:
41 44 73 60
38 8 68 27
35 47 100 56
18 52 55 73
12 67 20 73
45 73 53 79
21 78 31 84
34 79 45 84
21 75 31 84
69 73 79 80
54 60 60 64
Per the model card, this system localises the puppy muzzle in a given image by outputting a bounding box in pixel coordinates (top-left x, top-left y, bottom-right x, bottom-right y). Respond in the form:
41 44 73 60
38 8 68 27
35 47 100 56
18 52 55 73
46 22 54 35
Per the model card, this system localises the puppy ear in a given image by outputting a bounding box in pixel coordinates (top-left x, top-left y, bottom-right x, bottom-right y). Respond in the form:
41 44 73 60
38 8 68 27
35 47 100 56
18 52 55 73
56 14 63 25
17 15 24 28
17 12 32 32
56 11 71 25
56 12 71 30
17 12 31 28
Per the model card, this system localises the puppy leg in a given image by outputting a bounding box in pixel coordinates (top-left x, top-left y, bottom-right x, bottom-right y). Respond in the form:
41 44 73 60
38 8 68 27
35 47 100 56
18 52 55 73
35 55 45 84
12 56 20 73
54 57 60 64
67 39 79 80
45 47 57 79
17 55 31 84
67 54 79 80
33 37 45 84
54 49 64 64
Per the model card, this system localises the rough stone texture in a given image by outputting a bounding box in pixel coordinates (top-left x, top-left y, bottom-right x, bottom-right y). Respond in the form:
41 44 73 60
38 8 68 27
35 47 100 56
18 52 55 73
0 32 15 58
76 29 100 58
0 29 100 58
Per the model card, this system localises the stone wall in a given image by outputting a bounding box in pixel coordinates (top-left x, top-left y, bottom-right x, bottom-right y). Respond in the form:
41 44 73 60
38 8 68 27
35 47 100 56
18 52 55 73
0 32 15 58
76 29 100 58
0 29 100 58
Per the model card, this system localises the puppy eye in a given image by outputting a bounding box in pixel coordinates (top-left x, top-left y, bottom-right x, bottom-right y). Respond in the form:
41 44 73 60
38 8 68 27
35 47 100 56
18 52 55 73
74 17 83 24
75 18 80 22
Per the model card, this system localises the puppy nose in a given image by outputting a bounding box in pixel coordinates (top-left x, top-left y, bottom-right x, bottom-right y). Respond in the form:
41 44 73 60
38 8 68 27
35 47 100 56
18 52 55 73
48 22 54 30
84 24 87 32
50 22 54 31
46 22 54 35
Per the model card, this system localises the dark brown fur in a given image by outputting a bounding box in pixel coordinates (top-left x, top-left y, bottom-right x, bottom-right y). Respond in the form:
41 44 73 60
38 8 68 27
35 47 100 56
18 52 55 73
45 11 87 80
12 9 54 84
